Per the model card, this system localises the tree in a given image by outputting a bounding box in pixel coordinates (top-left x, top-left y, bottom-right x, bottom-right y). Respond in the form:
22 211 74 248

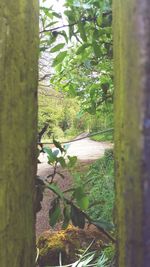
0 1 39 266
39 0 113 115
114 1 150 266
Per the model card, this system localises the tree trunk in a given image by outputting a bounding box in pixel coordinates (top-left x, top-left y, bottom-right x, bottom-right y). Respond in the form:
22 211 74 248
113 1 150 267
0 1 38 266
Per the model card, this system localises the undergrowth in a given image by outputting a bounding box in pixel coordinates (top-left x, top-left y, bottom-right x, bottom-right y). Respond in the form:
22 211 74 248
72 149 115 266
90 131 113 142
73 149 115 224
37 148 115 267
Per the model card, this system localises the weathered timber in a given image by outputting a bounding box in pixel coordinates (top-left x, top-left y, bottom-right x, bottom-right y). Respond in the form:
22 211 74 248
0 1 39 266
113 1 150 267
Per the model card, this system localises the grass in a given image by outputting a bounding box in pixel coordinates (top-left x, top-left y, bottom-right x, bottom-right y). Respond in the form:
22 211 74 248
37 149 115 267
42 241 111 267
86 149 114 223
90 131 113 142
73 148 115 225
72 149 115 266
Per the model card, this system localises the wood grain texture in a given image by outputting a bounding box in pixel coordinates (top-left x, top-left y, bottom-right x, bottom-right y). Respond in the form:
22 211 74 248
0 1 39 266
113 0 150 266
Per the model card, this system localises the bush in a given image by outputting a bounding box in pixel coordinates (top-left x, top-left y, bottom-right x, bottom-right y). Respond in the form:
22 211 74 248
88 103 114 142
52 126 64 139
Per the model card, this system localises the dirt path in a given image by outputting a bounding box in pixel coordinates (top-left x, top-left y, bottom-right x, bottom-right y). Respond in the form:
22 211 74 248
36 137 113 237
66 136 112 160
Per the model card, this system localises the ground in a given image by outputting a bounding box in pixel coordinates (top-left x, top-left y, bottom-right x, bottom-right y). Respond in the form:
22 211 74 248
36 136 113 237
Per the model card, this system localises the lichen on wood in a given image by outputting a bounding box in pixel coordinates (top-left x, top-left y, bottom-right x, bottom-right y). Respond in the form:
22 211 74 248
0 1 39 266
37 224 111 266
113 0 150 266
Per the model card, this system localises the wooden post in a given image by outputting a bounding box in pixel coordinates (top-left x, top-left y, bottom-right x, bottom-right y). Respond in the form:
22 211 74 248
113 1 150 266
0 1 38 266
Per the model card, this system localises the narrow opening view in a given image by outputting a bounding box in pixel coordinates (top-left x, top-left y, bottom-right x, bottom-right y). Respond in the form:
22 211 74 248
36 0 115 266
1 0 149 266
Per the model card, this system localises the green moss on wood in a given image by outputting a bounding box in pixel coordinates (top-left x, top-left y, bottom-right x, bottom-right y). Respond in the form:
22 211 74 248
0 1 39 266
37 224 110 266
113 1 150 266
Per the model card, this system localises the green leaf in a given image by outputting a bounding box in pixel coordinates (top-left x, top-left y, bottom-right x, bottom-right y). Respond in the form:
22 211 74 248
92 220 114 231
44 21 58 28
52 11 62 18
40 46 47 52
43 147 52 155
76 44 90 55
41 7 53 19
47 35 57 45
69 25 74 40
68 84 77 97
55 62 63 72
77 196 89 210
86 103 96 115
50 43 65 53
71 205 85 229
73 187 89 210
93 29 100 40
49 199 61 227
59 30 68 43
53 138 65 153
57 157 67 168
92 41 101 58
64 10 73 20
52 51 67 67
78 22 87 42
67 156 77 168
97 15 103 26
73 173 81 184
73 187 84 199
43 147 56 163
46 183 64 199
62 206 70 229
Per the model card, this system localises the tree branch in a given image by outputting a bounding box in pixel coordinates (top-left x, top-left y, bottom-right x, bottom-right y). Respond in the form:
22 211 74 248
40 17 97 34
38 128 114 145
40 22 77 34
39 73 52 82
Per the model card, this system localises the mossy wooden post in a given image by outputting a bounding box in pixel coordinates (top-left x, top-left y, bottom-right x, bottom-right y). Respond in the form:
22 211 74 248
113 1 150 267
0 1 38 266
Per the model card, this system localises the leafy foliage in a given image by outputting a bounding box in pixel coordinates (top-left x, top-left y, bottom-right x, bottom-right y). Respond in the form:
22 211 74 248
38 93 88 140
37 139 115 242
37 0 115 245
73 148 114 224
89 104 113 141
39 0 113 114
39 0 114 145
38 140 89 229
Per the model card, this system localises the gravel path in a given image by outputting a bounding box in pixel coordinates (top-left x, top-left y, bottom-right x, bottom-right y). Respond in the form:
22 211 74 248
66 137 112 160
36 137 113 238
